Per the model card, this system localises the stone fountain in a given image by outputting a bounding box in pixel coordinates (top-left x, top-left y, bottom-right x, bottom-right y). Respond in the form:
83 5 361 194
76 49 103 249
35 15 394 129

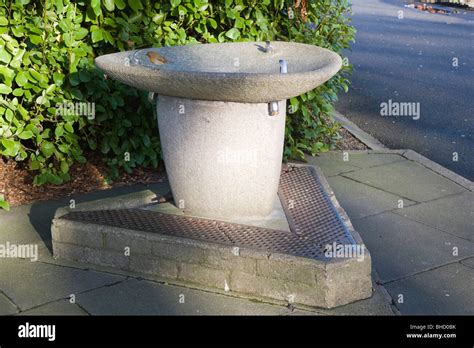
94 41 342 220
51 42 372 309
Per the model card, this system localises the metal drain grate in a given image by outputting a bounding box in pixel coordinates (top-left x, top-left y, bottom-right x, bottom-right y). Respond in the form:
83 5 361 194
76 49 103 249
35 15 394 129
278 165 355 250
61 165 354 259
63 209 230 244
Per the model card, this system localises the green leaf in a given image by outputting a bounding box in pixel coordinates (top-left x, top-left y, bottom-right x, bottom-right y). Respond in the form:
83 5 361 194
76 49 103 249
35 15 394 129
5 109 13 122
0 66 14 85
55 124 64 138
18 130 33 139
128 0 143 11
225 28 240 40
142 134 151 147
0 18 8 26
74 28 89 40
53 72 65 86
12 88 24 96
46 173 64 185
1 138 21 157
29 35 42 45
28 68 42 82
0 48 11 64
91 28 103 43
64 122 74 133
0 195 10 211
115 0 126 9
208 18 217 29
60 161 69 173
15 71 28 87
40 141 55 158
0 84 12 94
36 95 48 105
91 0 102 16
103 0 115 11
58 144 69 153
170 0 181 8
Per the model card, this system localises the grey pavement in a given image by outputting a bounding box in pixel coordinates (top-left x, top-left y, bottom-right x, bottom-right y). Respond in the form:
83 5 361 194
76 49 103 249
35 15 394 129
0 150 471 315
307 150 473 315
0 181 394 316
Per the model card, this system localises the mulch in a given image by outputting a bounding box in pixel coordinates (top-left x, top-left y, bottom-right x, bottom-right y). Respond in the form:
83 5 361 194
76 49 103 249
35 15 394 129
0 152 165 207
0 127 367 207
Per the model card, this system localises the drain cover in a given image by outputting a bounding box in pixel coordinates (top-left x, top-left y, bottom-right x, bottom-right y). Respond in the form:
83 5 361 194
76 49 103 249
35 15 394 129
61 165 354 259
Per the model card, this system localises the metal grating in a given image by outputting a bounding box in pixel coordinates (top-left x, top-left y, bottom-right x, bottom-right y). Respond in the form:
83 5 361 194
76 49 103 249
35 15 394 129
61 165 354 259
278 165 355 251
63 209 230 244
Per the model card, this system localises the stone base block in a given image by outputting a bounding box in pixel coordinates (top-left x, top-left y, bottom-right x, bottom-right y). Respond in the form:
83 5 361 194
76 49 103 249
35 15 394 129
51 165 373 309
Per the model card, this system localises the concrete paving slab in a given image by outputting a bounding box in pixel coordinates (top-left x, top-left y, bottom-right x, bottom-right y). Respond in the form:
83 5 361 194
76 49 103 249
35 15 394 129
344 161 466 203
385 263 474 315
306 152 406 177
461 258 474 269
77 278 290 315
285 309 321 315
327 176 416 219
393 192 474 242
336 153 406 169
305 154 360 177
0 291 19 315
0 205 46 245
0 259 125 310
298 284 395 315
18 300 88 316
352 212 474 283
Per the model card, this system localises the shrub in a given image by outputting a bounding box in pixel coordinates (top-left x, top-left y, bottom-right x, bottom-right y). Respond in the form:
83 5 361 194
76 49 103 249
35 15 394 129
0 0 354 193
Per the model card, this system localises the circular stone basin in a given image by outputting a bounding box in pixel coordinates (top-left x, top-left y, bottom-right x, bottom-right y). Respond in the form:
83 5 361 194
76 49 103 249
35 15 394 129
95 41 342 103
95 41 342 220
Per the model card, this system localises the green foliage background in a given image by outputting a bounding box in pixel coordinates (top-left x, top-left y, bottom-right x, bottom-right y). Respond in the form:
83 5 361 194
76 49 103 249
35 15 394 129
0 0 355 207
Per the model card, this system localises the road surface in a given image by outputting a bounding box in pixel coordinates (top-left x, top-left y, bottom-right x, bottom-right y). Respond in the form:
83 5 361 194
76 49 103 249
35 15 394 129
336 0 474 180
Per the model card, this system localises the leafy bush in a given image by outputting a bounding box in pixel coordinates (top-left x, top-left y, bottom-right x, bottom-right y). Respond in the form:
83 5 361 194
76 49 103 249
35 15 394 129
0 0 354 190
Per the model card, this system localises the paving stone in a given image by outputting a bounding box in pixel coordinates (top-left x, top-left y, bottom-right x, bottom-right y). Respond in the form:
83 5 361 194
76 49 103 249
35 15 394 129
305 153 406 177
285 309 322 315
77 278 289 315
393 192 474 242
0 205 47 245
336 153 406 169
0 259 125 310
461 257 474 269
344 160 465 202
304 154 360 177
18 300 87 316
352 212 474 283
385 263 474 315
290 284 394 316
327 176 416 219
0 291 19 315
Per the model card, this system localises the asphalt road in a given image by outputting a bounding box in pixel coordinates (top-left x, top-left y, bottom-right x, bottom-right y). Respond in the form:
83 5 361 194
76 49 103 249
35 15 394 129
336 0 474 180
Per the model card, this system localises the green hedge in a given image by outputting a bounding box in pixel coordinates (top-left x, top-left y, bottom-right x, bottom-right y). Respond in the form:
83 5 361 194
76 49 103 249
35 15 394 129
0 0 354 193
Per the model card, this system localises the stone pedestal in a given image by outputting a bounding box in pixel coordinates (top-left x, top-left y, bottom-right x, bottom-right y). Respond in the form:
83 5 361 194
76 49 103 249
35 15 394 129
157 95 287 220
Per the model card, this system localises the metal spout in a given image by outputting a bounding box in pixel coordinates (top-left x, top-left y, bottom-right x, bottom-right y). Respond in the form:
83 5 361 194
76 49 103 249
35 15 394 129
268 101 279 116
264 41 273 53
268 59 288 116
279 59 288 74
